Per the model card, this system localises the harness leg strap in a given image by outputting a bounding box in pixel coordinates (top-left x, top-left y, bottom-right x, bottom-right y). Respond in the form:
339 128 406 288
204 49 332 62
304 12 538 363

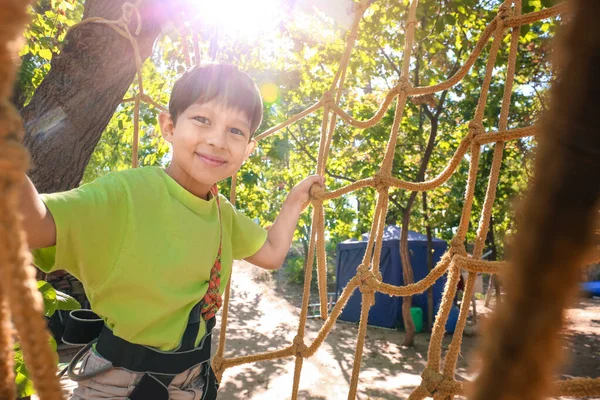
128 363 218 400
129 373 174 400
202 362 219 400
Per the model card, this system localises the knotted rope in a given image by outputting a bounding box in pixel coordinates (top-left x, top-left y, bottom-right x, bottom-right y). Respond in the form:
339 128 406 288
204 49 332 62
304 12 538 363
0 0 63 398
2 0 599 399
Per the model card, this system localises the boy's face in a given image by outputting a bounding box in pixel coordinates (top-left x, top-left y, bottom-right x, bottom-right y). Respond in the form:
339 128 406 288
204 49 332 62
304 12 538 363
160 99 256 197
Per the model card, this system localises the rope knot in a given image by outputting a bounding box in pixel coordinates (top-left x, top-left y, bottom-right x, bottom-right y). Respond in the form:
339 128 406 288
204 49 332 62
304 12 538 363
309 183 325 202
497 3 513 24
356 263 368 274
467 121 485 139
394 77 412 95
410 94 437 108
406 17 419 27
449 237 467 258
292 335 308 357
322 90 335 107
356 264 379 294
421 368 445 396
121 2 142 35
212 355 224 375
420 368 460 397
372 173 389 193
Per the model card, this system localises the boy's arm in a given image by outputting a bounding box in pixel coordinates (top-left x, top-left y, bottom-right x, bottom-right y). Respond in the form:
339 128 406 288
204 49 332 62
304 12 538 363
245 175 324 270
20 176 56 249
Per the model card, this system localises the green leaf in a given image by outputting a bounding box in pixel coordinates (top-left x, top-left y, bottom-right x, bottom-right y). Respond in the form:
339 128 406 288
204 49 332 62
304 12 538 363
13 345 24 370
18 43 30 57
13 345 35 397
15 370 35 397
37 281 57 317
38 48 53 60
455 35 463 51
49 336 57 353
60 1 74 11
444 14 456 26
435 18 444 34
541 23 550 33
56 290 81 311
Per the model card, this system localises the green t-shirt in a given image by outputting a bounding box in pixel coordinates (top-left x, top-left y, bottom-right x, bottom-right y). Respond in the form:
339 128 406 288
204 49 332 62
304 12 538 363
32 167 267 350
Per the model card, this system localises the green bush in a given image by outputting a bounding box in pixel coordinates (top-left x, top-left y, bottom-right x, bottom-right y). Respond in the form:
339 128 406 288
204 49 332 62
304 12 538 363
284 254 337 293
14 281 81 398
286 256 306 285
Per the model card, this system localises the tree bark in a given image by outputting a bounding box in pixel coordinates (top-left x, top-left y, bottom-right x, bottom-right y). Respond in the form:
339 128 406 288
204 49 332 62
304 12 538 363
422 191 434 331
485 216 501 307
399 90 447 346
22 0 167 193
11 72 27 110
399 116 435 345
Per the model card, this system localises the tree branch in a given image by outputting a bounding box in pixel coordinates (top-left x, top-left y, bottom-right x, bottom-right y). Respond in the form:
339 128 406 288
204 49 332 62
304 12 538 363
378 47 402 79
287 128 356 183
388 192 406 215
422 103 435 121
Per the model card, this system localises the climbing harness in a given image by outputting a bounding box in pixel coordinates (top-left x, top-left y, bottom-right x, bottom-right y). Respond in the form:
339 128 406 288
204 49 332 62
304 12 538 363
62 184 224 400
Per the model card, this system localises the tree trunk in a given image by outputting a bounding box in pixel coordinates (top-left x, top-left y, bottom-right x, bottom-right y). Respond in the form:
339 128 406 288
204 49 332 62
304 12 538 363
400 207 416 346
400 111 441 346
11 71 27 110
485 216 501 307
484 274 495 307
422 191 434 331
399 75 450 342
22 0 166 193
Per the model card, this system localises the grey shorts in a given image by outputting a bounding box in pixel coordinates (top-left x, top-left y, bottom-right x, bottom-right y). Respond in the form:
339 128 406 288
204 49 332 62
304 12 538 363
70 348 206 400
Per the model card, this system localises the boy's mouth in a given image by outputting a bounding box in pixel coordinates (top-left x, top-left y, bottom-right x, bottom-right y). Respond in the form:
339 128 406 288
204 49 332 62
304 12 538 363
195 152 227 167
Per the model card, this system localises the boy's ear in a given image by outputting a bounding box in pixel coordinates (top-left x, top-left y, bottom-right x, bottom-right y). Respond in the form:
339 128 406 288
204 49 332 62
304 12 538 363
159 112 174 143
244 139 257 159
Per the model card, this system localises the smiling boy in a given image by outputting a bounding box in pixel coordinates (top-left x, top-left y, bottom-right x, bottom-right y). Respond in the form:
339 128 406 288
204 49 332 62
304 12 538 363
20 63 323 400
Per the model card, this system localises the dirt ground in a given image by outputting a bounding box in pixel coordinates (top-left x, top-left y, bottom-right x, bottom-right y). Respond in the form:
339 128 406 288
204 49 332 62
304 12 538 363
54 261 600 399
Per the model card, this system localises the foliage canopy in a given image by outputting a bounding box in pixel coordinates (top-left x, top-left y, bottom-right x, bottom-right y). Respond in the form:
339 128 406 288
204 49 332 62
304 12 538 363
16 0 556 261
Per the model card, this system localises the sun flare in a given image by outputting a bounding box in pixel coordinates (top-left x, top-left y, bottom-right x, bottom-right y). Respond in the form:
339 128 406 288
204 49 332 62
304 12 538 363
199 0 284 40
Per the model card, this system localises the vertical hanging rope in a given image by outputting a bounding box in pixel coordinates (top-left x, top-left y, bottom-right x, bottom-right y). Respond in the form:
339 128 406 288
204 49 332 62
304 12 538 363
0 0 63 398
212 173 237 382
469 0 600 398
132 94 141 168
0 295 14 399
290 204 320 399
443 4 513 381
314 101 331 319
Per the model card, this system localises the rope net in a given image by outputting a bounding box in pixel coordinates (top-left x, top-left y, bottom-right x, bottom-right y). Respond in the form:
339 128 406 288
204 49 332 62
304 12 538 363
0 0 599 399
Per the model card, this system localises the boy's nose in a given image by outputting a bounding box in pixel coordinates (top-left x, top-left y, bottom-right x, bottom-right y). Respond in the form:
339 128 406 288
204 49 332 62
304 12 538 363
206 128 227 149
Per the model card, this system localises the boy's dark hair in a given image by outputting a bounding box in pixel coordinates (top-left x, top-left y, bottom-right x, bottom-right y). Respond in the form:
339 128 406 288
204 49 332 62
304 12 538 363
169 64 263 136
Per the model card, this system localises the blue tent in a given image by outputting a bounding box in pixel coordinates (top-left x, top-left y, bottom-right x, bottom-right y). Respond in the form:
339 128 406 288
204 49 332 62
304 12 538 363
335 225 448 329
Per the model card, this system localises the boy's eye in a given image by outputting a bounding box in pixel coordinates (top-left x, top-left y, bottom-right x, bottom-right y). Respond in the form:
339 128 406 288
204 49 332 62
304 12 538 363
193 116 209 124
230 128 245 136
